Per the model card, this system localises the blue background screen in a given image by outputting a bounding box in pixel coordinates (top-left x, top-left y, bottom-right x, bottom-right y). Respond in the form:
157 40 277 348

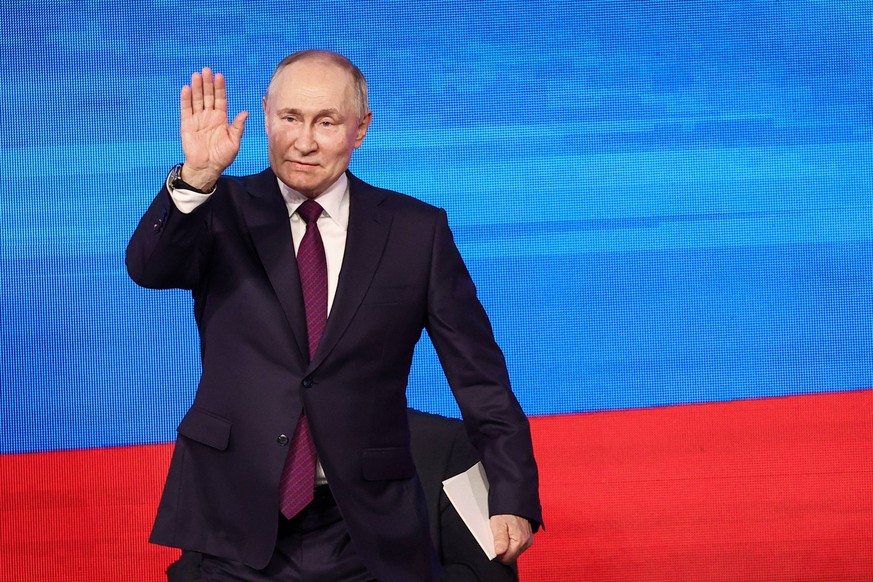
2 1 871 454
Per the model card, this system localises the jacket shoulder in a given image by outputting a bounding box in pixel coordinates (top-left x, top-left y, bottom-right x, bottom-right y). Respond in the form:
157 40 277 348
348 172 443 217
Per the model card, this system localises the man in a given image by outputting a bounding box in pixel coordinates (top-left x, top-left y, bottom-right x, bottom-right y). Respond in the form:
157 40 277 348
167 409 520 582
127 50 541 581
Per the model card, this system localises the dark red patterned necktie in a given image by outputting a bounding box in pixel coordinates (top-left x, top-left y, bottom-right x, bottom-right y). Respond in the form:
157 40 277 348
278 199 326 519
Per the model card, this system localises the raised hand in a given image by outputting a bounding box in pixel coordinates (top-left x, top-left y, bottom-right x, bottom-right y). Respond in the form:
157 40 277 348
179 67 249 190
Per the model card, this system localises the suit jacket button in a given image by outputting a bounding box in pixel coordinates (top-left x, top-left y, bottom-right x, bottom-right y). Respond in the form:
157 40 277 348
302 377 313 389
277 434 289 446
152 207 169 231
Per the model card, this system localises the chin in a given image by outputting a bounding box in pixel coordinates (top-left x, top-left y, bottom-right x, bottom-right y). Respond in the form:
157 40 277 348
281 175 317 194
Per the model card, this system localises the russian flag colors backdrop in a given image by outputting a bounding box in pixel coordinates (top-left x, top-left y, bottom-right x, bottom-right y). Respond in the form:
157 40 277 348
2 1 871 580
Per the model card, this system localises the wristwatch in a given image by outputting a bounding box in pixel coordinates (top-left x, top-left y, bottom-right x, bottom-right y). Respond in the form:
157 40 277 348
167 163 213 194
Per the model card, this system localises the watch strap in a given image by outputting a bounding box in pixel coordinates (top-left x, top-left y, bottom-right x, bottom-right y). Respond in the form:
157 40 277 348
167 163 214 194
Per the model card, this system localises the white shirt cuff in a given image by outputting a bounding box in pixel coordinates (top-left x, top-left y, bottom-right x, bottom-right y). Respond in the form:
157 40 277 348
166 175 214 214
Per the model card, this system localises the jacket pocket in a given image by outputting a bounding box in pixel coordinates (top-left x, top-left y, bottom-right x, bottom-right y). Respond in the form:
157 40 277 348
361 447 416 481
360 284 418 306
177 407 232 451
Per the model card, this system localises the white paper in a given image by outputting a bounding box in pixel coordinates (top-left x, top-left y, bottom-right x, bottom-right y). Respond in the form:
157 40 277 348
441 461 496 559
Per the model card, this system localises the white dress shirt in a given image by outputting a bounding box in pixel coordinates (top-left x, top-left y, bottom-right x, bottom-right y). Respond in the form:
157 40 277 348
168 172 351 484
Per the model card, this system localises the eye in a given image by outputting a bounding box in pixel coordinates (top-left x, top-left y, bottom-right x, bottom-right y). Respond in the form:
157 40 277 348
320 120 334 127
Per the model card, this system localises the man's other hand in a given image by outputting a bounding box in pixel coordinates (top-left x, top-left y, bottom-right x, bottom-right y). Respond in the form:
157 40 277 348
490 514 533 564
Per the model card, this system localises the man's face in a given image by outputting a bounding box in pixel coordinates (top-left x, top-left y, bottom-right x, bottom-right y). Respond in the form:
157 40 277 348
263 59 371 198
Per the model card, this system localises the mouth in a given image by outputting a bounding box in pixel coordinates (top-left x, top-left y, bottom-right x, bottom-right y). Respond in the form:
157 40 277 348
288 160 319 169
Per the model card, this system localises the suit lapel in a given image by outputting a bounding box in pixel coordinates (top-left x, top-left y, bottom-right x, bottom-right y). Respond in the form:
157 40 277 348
240 169 309 362
309 172 392 371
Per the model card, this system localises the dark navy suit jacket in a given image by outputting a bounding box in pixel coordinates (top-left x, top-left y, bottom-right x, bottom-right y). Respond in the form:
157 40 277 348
127 169 541 581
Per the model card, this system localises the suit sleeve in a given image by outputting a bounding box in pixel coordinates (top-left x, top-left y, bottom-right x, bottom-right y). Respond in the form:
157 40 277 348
425 209 543 529
126 186 214 291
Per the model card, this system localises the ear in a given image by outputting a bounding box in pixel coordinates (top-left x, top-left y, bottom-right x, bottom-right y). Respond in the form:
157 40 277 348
262 95 270 132
354 111 372 149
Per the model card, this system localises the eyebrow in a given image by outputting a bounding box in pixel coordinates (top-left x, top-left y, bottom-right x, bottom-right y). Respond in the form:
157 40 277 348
277 107 344 119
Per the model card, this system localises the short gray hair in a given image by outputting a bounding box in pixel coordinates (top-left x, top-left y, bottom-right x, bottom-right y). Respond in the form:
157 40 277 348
266 50 369 119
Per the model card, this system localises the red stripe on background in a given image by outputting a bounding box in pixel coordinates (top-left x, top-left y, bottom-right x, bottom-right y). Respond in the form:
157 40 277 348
2 390 872 581
517 389 873 581
0 443 177 580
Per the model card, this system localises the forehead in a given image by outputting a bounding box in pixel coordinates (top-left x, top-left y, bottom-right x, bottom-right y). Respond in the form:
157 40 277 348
267 59 356 112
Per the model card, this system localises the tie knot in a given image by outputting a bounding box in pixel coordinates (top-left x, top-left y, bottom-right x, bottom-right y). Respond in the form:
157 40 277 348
297 200 323 225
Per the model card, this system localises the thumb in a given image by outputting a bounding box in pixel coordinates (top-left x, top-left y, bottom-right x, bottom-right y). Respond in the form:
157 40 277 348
492 520 509 555
230 110 249 141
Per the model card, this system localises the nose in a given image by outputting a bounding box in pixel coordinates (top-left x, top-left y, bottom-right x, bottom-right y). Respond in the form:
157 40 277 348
293 125 317 155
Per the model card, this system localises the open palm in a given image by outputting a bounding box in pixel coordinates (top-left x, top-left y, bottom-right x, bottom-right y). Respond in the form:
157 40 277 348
179 67 248 189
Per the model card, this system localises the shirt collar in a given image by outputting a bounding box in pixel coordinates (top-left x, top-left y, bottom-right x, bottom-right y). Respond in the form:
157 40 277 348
277 173 349 230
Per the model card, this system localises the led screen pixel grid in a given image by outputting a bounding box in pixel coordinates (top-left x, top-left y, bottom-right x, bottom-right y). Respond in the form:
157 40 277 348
1 0 871 455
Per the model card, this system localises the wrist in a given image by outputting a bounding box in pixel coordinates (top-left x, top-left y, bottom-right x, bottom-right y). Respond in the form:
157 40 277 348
168 163 217 194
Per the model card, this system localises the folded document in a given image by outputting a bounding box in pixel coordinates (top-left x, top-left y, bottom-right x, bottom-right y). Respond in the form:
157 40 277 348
441 462 497 559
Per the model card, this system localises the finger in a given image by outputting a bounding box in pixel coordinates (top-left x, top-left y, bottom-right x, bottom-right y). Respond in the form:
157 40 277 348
214 72 228 114
180 85 193 122
190 71 204 112
202 67 215 110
